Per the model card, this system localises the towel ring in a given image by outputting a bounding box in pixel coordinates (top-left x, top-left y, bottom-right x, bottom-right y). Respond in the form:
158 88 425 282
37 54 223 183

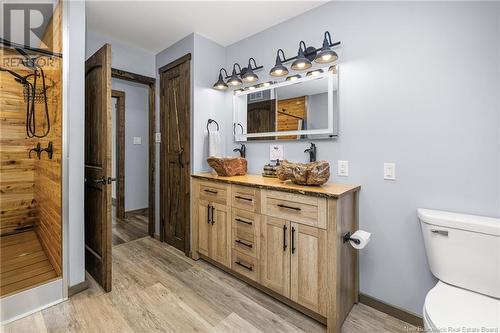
207 119 219 132
233 123 244 135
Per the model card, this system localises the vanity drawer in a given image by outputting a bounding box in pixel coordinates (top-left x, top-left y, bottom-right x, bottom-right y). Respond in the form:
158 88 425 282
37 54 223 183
231 250 260 283
231 185 260 213
231 209 260 258
262 190 327 229
199 181 230 205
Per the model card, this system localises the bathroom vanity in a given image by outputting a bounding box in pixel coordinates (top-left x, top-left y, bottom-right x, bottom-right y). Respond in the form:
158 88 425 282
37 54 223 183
191 173 360 332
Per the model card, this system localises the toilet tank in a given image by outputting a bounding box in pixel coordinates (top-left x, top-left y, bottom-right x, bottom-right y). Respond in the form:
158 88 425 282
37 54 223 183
418 208 500 299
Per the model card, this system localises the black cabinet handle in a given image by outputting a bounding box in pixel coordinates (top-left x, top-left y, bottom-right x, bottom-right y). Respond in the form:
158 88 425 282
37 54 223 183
211 206 215 224
235 218 252 225
204 189 218 194
277 204 301 211
291 226 296 254
283 225 287 251
235 239 253 248
235 195 252 202
207 204 211 224
235 261 253 271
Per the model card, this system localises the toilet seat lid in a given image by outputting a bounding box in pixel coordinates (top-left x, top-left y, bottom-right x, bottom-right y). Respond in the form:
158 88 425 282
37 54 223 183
425 281 500 330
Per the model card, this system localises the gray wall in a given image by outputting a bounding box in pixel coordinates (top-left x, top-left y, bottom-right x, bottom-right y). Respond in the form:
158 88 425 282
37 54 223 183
218 1 500 315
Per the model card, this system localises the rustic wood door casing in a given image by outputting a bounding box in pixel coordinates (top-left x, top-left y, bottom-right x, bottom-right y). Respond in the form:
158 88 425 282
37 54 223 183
160 54 191 255
84 44 112 292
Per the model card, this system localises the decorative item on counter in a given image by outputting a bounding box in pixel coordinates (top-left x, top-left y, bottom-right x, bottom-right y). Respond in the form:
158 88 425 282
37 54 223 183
262 159 281 178
276 160 330 186
207 157 247 177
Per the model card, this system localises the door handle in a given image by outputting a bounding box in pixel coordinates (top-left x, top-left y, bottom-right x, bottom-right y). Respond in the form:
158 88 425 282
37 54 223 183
277 204 301 211
107 177 117 184
291 226 296 254
92 176 107 185
211 206 215 225
207 204 211 224
283 224 287 251
177 147 184 168
235 239 253 248
235 261 253 271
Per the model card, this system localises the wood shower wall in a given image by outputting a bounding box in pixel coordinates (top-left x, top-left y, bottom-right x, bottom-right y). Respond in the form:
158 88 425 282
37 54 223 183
0 3 62 276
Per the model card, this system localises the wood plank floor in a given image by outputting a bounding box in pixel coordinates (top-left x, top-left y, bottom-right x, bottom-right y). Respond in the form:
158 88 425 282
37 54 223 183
0 230 58 297
112 210 148 246
3 236 416 332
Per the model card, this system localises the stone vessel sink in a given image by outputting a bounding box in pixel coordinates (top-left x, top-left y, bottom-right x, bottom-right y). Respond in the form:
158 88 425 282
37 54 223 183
276 160 330 186
207 157 247 177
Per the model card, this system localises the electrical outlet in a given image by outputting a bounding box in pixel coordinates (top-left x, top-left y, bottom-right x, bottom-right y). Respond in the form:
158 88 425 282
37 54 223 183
337 160 349 177
155 132 161 143
270 144 284 161
384 163 396 180
133 136 142 145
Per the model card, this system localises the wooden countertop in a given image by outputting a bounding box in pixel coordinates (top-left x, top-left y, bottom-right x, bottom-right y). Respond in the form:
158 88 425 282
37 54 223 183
192 173 360 198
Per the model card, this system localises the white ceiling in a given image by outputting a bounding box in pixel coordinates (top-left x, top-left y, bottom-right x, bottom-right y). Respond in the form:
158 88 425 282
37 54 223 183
86 1 327 54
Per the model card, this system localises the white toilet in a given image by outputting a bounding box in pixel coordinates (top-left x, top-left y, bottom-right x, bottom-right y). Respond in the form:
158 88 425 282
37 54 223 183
418 208 500 331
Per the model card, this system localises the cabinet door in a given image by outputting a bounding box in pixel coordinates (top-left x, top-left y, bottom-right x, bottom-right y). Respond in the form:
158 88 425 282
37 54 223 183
197 199 211 257
260 217 290 297
290 223 327 316
210 202 231 267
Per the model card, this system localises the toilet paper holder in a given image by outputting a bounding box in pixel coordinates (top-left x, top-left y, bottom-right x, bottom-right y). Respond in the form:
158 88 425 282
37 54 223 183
343 232 361 245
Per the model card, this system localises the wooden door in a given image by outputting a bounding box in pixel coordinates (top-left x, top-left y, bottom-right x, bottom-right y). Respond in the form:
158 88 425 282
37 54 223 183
160 56 191 254
197 199 210 257
209 202 230 267
84 44 112 292
290 223 328 315
247 100 276 141
260 216 290 297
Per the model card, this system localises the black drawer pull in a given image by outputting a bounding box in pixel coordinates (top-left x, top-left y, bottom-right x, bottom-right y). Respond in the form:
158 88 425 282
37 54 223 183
277 204 301 211
211 206 215 224
235 218 252 225
291 226 296 254
204 189 218 194
235 239 253 248
207 204 211 224
283 225 287 251
235 261 253 271
235 195 252 202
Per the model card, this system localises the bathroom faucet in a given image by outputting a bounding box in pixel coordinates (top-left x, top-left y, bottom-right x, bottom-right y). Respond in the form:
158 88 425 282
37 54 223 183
233 144 246 158
304 142 317 162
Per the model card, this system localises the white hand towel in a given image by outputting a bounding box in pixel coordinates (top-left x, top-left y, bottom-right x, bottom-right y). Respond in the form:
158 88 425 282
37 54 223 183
208 130 222 157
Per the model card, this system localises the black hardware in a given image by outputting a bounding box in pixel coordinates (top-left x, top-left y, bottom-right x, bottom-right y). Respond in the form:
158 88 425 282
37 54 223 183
1 38 62 58
107 177 117 184
235 195 252 202
207 119 219 132
304 142 317 162
277 204 301 211
207 204 211 224
235 218 252 225
276 34 341 65
213 59 264 90
235 261 253 271
29 143 42 159
291 226 296 254
283 224 287 251
41 141 53 159
177 147 184 168
211 206 215 224
233 123 244 135
342 232 360 245
93 176 107 185
235 239 253 248
204 189 218 194
233 144 246 158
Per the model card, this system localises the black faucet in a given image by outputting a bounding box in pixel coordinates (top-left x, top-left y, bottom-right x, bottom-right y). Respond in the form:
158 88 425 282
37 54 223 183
304 142 317 162
233 144 246 158
29 143 42 159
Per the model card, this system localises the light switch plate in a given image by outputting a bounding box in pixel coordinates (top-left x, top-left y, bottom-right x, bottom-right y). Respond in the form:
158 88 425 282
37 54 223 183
384 163 396 180
133 136 142 145
338 160 349 177
155 133 161 143
270 144 284 161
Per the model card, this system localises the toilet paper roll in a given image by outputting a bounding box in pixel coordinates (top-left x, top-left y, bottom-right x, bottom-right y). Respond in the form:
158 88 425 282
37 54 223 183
349 230 371 249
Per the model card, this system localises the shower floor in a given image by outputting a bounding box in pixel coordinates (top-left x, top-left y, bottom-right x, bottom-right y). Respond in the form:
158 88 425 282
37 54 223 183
0 230 58 298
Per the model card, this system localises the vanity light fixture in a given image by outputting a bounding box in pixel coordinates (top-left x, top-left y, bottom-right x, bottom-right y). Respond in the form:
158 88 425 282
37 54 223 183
234 88 244 94
315 31 338 64
213 68 229 90
270 49 289 77
306 68 324 77
291 41 313 71
286 74 301 82
245 85 257 91
227 63 243 87
259 81 274 88
241 58 259 82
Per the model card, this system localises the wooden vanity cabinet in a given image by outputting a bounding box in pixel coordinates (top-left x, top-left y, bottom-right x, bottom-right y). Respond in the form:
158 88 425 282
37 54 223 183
191 174 360 333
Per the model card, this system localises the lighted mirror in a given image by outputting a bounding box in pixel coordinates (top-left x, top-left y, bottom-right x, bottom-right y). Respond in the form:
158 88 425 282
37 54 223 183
233 68 338 141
